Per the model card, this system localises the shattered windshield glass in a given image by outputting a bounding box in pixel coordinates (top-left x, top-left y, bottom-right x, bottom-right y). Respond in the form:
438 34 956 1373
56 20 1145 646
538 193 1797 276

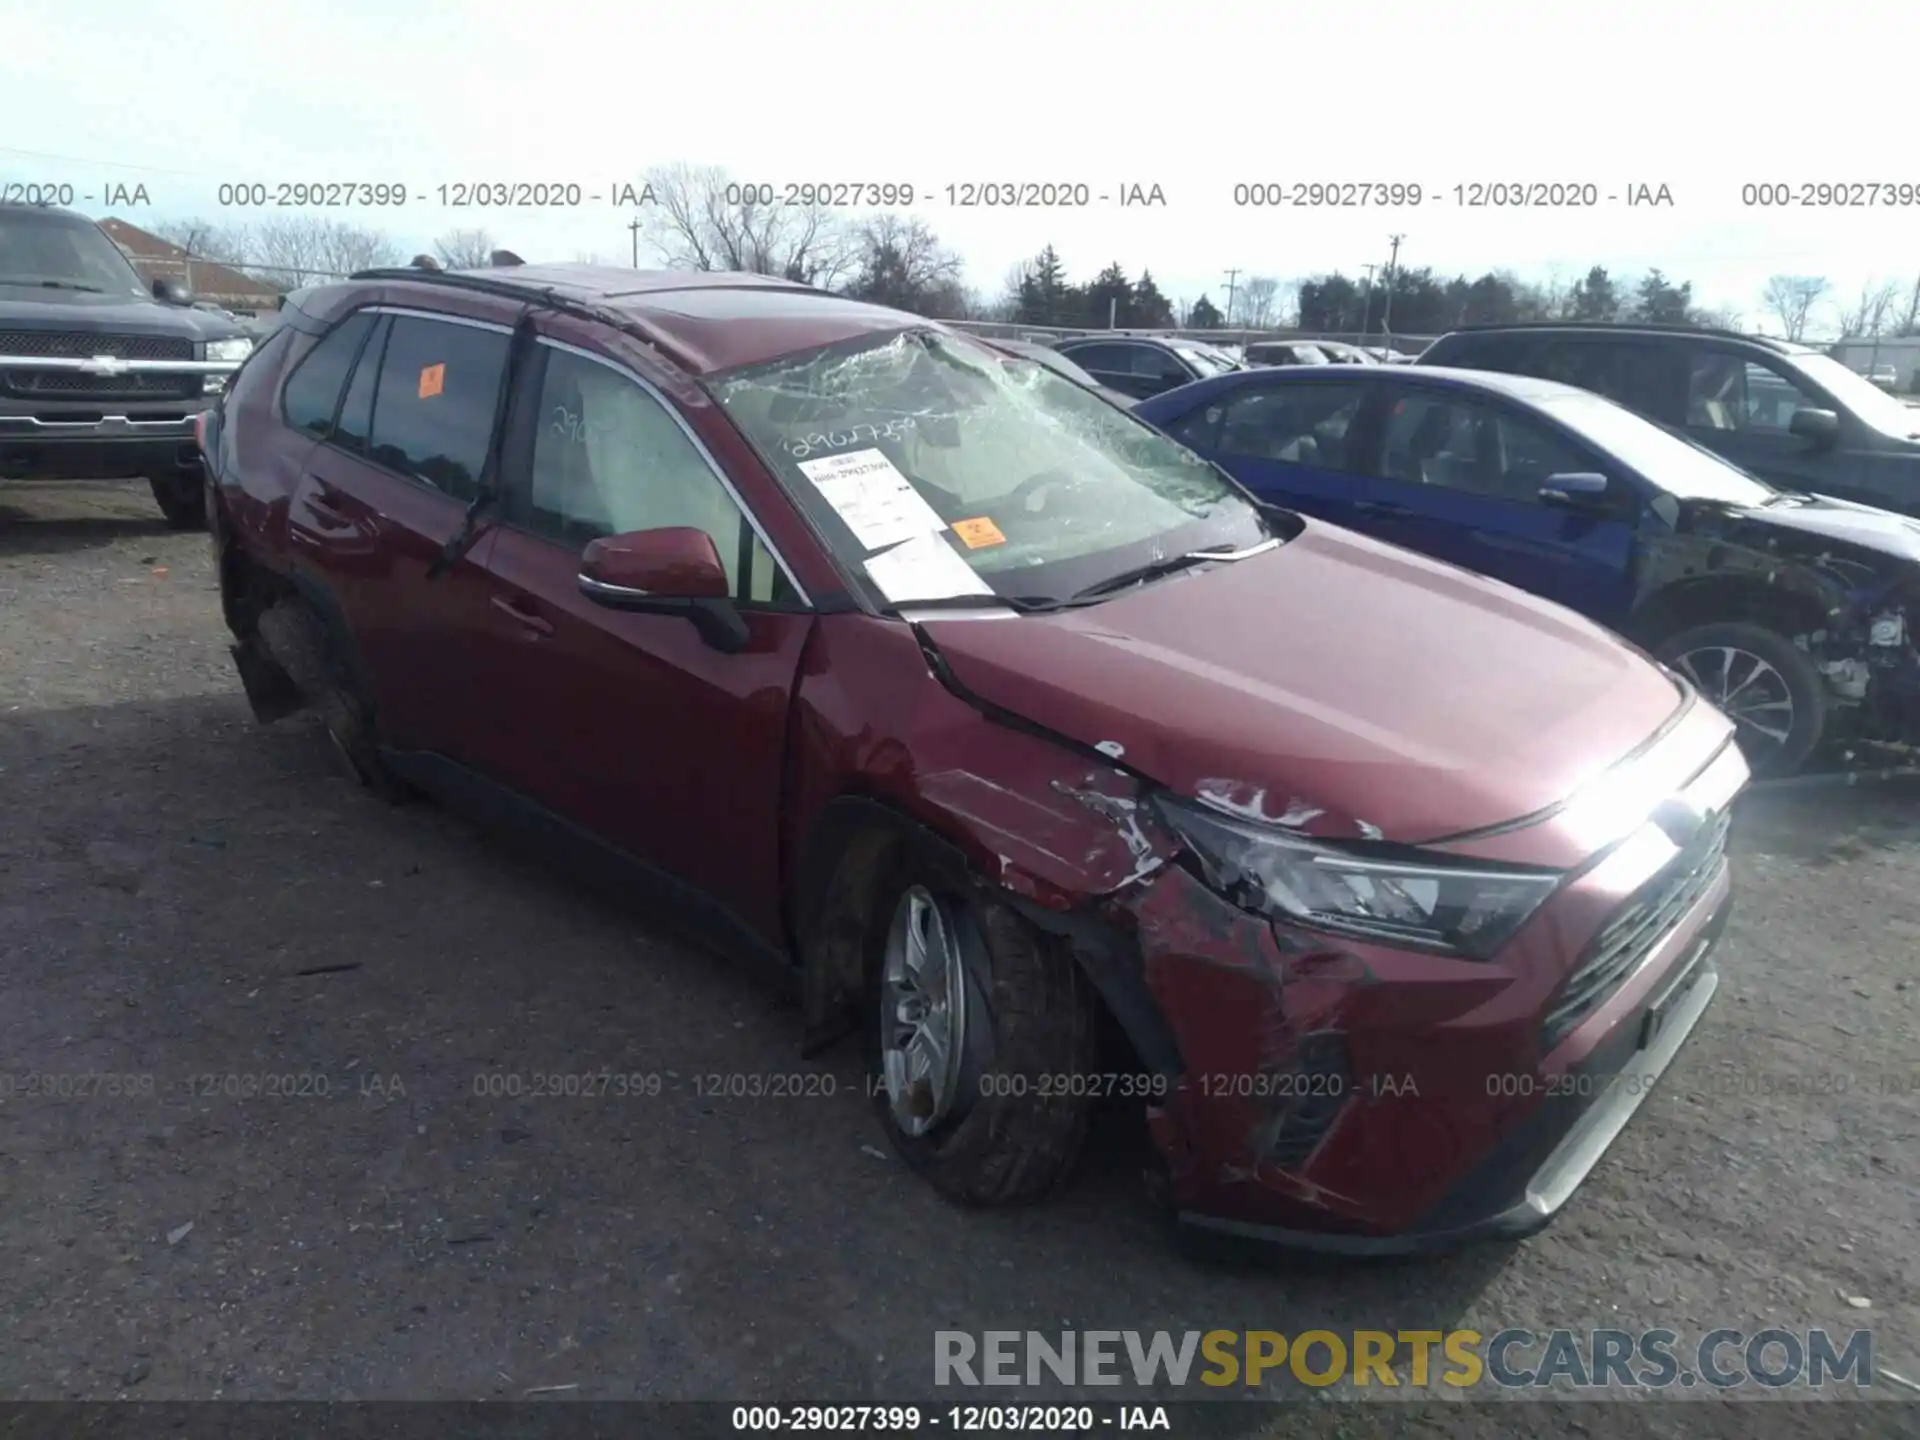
712 329 1270 609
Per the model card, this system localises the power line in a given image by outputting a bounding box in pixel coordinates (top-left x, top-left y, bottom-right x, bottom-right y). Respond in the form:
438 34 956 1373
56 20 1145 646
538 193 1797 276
0 145 208 177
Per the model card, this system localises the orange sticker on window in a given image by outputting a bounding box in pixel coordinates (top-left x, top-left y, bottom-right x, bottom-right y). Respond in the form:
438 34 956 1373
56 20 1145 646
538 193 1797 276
417 363 445 398
952 517 1006 549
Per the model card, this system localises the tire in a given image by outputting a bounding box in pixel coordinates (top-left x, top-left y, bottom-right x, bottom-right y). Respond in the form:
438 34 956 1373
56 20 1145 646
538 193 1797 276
149 474 207 531
1655 621 1826 778
254 599 414 804
865 865 1099 1207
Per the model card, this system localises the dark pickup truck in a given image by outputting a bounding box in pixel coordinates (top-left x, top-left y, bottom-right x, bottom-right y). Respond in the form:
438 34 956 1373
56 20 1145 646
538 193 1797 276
0 203 254 528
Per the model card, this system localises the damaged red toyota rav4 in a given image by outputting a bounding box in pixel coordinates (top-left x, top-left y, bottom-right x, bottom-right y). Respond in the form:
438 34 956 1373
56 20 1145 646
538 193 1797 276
200 262 1746 1253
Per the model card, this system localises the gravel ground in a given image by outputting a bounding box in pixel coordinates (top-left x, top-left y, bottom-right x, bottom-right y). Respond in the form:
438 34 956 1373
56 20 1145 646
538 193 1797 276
1 481 1915 1436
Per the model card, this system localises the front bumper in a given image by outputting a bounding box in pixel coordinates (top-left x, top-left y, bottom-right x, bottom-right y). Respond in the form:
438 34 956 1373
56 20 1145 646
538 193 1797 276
1116 726 1746 1254
1178 906 1724 1255
0 412 206 481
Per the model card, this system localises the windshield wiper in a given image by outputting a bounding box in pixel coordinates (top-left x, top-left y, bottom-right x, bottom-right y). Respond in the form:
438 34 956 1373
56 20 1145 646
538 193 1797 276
22 279 107 293
1068 539 1277 602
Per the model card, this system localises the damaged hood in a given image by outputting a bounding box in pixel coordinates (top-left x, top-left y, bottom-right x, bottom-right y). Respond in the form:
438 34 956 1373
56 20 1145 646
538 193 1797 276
919 522 1687 844
1709 493 1920 567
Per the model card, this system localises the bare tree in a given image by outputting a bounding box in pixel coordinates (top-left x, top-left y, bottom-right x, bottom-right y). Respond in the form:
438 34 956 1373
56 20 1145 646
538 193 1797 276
1760 275 1829 340
246 216 401 289
149 217 252 265
434 228 497 270
845 214 966 316
1836 278 1901 338
639 164 856 288
1235 276 1280 328
1896 274 1920 337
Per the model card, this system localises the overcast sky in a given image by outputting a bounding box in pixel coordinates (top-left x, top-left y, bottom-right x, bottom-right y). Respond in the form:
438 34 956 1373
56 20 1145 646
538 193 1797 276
6 0 1918 332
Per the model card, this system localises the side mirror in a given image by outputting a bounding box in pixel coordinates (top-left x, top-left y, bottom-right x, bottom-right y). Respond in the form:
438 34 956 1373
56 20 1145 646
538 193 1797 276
577 527 749 653
1788 407 1840 448
152 276 191 304
1538 472 1614 510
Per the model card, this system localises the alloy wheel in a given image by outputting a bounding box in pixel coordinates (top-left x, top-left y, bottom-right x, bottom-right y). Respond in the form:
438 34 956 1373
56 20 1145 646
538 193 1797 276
880 886 970 1138
1672 644 1796 760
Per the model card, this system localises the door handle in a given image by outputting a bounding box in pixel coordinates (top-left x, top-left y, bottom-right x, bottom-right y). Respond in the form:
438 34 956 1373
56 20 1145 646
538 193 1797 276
491 594 554 636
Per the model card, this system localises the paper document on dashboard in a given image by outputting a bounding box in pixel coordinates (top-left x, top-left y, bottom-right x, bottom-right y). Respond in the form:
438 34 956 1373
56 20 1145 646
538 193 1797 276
864 531 993 604
796 448 946 552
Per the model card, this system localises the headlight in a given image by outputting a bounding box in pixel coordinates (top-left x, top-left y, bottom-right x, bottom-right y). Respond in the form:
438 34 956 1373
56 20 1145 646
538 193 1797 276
1153 795 1562 960
206 337 253 363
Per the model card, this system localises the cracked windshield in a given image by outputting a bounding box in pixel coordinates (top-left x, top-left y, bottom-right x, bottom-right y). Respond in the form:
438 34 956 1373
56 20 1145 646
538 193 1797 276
714 329 1269 607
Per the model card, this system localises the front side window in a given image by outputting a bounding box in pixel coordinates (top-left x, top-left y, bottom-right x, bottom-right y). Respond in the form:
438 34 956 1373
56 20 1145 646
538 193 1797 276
1787 352 1920 438
511 346 789 603
365 316 510 500
1686 354 1817 435
1379 391 1592 503
712 328 1269 609
1538 392 1777 506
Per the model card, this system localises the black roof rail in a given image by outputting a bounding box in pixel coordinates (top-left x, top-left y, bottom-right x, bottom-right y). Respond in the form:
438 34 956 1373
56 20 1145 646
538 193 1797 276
1437 319 1789 346
345 265 667 349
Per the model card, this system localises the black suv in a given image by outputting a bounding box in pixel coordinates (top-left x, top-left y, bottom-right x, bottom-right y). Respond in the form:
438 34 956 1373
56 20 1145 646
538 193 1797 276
1049 335 1240 400
0 204 254 528
1419 323 1920 517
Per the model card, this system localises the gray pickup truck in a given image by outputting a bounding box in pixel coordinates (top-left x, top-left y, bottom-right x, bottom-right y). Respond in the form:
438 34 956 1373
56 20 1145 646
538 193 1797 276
0 202 253 528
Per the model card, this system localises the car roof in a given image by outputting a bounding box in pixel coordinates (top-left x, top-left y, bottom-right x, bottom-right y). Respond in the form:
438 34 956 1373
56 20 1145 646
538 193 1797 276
0 203 96 226
1432 321 1817 357
343 263 929 375
1160 363 1596 405
1056 334 1181 350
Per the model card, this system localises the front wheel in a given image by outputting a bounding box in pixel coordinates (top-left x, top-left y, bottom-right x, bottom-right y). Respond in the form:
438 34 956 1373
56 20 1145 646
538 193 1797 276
1655 621 1826 778
866 874 1099 1206
149 473 207 531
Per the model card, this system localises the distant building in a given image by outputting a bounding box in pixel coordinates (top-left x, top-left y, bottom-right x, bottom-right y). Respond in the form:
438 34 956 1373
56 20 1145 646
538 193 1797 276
96 217 283 312
1828 335 1920 394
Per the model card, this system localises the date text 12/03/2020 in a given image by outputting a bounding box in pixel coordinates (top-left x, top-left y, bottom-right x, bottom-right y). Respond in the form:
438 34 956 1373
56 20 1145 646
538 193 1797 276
200 181 1173 210
1229 181 1675 207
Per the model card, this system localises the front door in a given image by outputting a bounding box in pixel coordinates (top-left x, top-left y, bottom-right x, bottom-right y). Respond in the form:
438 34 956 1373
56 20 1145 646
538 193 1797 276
1349 384 1638 626
471 336 814 941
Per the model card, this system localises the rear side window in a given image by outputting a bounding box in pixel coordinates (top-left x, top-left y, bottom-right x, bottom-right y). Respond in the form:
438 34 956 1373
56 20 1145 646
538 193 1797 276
280 311 374 440
1216 382 1368 467
365 316 511 500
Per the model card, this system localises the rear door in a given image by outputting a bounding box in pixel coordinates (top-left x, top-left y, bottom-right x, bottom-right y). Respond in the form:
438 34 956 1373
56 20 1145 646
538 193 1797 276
282 303 513 761
470 332 815 941
1158 377 1371 529
1348 381 1638 624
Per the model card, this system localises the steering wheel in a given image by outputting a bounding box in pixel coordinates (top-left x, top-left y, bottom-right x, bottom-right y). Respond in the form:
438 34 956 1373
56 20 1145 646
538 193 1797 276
1005 468 1090 515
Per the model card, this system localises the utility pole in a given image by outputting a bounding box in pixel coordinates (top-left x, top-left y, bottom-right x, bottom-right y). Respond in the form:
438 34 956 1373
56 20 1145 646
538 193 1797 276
1358 262 1378 339
628 216 643 268
1223 268 1241 327
1380 235 1404 337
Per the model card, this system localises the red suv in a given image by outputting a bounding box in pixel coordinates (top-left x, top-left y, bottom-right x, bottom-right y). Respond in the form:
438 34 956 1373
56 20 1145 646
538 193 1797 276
201 262 1746 1253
